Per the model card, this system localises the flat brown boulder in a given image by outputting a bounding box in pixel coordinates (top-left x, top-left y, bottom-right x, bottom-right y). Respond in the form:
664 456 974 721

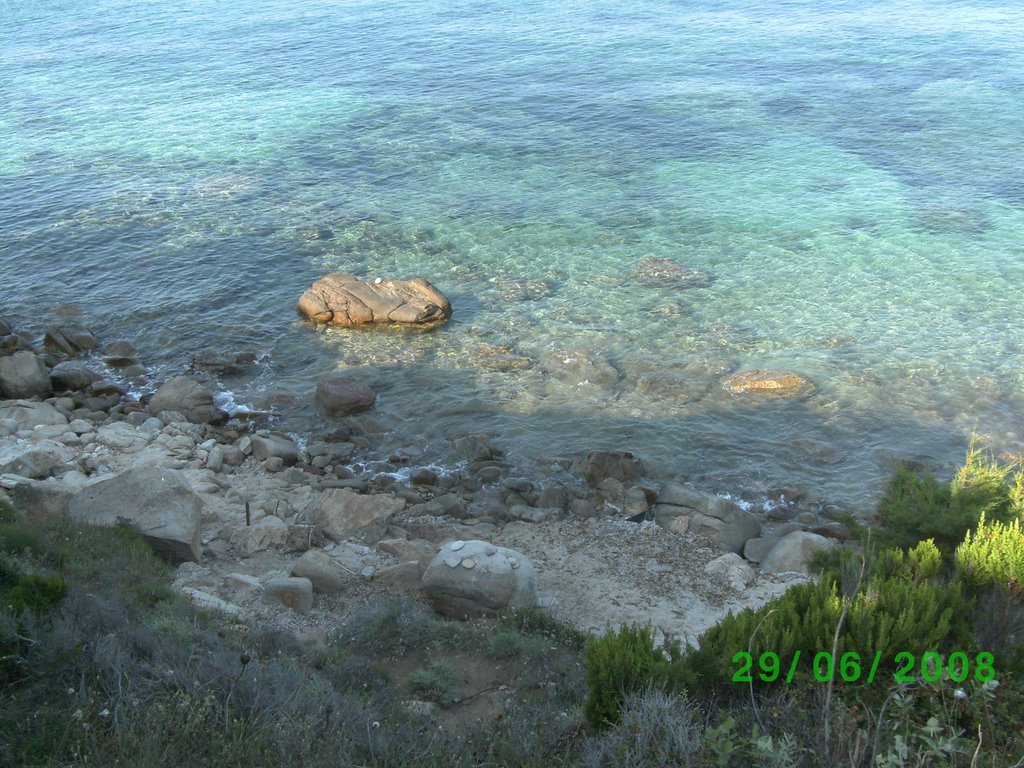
298 272 452 327
721 369 814 399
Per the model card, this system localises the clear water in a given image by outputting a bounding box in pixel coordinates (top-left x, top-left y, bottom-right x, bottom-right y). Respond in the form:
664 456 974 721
3 0 1024 509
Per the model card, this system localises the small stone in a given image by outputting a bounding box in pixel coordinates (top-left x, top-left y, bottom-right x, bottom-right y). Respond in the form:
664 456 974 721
444 556 461 568
450 540 465 552
460 558 475 569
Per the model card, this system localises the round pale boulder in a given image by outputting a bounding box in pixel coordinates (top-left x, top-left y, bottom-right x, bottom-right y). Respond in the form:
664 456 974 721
421 540 536 618
298 272 452 327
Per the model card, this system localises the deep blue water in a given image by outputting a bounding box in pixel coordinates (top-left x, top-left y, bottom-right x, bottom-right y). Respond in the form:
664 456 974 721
3 0 1024 508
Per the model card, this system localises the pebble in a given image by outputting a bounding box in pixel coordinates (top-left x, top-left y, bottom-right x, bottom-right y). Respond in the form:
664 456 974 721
450 540 465 552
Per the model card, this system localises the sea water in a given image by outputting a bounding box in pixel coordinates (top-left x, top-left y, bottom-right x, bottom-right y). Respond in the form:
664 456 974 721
2 0 1024 509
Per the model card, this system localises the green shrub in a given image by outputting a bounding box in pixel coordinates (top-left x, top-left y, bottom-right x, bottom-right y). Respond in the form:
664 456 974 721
951 440 1019 524
6 572 67 615
907 539 942 579
0 556 21 588
956 513 1024 595
0 499 16 524
877 442 1022 553
583 623 684 729
406 662 457 704
681 562 971 693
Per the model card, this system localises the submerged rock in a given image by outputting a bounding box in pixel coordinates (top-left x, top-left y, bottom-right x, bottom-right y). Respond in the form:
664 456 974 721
634 258 713 288
721 369 814 399
44 323 99 357
316 376 377 416
298 272 452 327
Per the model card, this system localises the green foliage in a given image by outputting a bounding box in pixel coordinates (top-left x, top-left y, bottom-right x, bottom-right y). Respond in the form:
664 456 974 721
406 662 457 704
876 466 959 551
0 500 16 524
0 557 21 588
907 539 942 579
0 523 53 559
956 513 1024 595
5 572 67 615
700 715 798 768
682 561 971 692
583 623 684 729
951 439 1019 523
878 441 1024 553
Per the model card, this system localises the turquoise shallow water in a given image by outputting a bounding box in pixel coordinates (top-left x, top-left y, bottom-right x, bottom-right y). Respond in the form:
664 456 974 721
3 0 1024 509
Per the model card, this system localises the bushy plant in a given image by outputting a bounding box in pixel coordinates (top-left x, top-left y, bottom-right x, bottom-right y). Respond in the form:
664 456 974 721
406 662 457 704
682 562 971 692
5 572 67 615
583 623 684 729
0 500 16 524
877 442 1023 553
956 513 1024 595
581 687 701 767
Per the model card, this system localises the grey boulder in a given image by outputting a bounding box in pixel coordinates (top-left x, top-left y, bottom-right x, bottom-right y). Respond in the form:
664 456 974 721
421 540 535 618
148 376 227 425
0 351 53 399
69 467 203 563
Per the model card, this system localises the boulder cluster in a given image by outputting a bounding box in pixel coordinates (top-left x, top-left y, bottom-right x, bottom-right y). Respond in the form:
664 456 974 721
2 300 849 627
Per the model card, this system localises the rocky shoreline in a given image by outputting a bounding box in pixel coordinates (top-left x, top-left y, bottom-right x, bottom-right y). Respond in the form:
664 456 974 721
1 305 854 644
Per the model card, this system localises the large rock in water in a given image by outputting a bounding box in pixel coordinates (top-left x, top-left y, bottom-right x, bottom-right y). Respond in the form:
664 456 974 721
297 272 452 327
69 468 203 563
316 377 376 416
0 351 53 399
148 376 227 424
421 540 536 618
44 324 99 357
721 369 814 399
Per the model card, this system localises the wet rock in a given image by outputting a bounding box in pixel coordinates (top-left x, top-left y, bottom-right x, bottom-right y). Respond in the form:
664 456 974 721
313 488 406 544
453 434 501 463
249 433 300 466
577 450 645 488
44 323 99 357
264 577 314 613
69 467 203 563
315 376 377 416
0 316 10 336
0 351 53 399
409 467 437 486
540 348 619 388
0 400 68 430
633 257 713 288
809 521 855 541
0 334 29 356
191 350 257 375
298 272 452 326
421 540 536 618
760 531 837 574
148 376 227 425
471 343 533 372
721 369 814 399
49 361 102 393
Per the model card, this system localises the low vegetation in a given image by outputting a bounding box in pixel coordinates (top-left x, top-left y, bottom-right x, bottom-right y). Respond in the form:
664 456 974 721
3 438 1024 766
